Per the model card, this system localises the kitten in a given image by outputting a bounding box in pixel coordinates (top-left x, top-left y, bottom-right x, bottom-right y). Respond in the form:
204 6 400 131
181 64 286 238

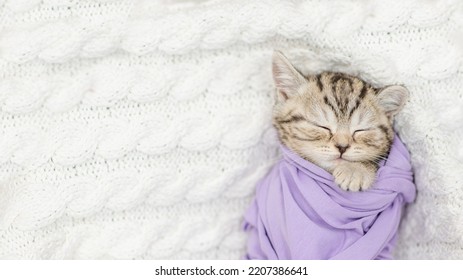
271 51 408 191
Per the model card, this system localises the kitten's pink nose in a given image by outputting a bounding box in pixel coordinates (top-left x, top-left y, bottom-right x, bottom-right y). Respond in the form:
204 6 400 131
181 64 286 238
335 144 349 155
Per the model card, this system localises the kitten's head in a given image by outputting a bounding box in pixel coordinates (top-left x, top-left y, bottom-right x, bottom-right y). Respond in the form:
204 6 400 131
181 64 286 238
272 51 408 172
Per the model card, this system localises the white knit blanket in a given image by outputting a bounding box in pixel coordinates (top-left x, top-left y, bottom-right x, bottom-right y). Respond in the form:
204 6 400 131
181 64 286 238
0 0 462 259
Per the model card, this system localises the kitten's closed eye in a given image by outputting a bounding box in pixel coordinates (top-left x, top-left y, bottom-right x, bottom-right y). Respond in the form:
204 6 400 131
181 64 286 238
317 125 331 132
353 128 370 135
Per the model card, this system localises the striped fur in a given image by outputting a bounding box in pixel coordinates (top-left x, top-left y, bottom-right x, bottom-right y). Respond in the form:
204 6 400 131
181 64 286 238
272 51 408 191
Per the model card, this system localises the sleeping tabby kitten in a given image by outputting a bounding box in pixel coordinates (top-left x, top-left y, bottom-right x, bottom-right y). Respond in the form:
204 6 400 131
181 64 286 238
272 51 408 191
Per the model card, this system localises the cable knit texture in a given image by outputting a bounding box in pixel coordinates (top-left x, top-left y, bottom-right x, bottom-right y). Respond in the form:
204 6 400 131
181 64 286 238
0 0 462 259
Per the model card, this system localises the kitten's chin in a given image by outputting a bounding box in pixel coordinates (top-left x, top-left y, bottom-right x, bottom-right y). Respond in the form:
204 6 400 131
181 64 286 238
334 158 348 164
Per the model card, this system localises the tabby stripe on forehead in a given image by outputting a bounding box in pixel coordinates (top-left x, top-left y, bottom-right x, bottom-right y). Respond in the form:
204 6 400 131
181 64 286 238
334 91 348 114
316 74 323 92
331 73 343 85
334 91 342 106
340 96 349 114
359 86 368 99
343 76 354 92
323 96 338 117
331 74 343 94
348 98 361 118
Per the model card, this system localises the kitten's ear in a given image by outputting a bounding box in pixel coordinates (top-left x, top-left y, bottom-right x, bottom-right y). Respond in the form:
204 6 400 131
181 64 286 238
272 51 307 102
376 85 409 118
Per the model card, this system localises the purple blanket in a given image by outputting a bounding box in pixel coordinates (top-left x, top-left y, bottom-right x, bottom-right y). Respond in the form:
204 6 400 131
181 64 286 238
243 135 416 260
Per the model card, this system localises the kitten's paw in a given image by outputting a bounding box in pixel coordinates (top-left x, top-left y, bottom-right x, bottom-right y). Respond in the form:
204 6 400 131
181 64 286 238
333 164 375 192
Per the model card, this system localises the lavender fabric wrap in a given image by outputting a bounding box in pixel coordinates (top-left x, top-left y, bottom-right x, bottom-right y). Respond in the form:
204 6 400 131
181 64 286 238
243 135 416 260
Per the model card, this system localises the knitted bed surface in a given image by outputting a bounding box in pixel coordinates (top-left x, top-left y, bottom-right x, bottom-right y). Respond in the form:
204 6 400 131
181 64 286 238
0 0 462 259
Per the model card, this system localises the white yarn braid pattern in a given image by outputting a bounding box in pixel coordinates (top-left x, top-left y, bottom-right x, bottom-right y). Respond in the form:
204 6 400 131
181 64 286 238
0 0 462 259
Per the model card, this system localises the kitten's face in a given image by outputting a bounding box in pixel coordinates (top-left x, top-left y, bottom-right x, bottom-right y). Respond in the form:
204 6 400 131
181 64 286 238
272 52 408 172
